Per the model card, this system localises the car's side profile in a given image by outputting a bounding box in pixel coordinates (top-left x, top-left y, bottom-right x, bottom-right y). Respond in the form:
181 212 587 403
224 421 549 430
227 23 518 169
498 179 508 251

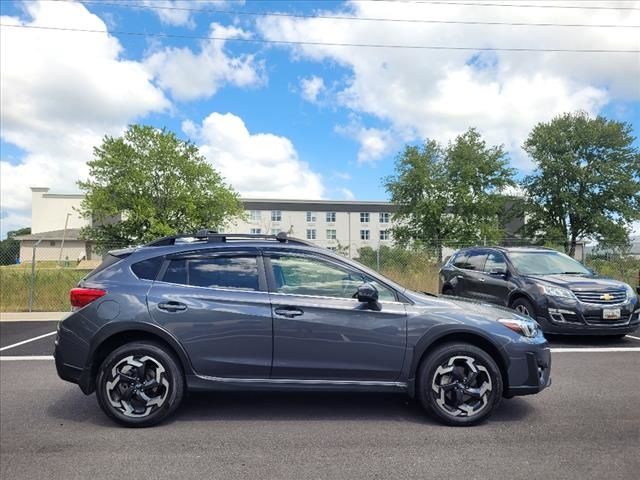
55 233 551 427
439 246 639 336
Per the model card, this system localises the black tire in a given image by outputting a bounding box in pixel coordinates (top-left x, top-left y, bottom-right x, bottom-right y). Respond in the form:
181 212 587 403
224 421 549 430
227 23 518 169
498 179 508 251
95 341 184 428
512 297 536 319
442 286 455 296
417 343 503 426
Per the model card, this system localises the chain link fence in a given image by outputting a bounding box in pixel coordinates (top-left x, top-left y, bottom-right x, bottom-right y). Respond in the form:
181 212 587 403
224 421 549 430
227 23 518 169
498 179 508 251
1 236 638 312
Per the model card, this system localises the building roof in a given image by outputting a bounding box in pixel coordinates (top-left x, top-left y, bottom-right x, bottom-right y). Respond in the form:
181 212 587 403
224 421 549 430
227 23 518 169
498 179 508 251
15 228 83 241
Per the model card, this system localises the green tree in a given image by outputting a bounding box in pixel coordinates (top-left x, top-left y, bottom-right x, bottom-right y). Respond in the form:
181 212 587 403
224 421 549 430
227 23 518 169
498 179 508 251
521 112 640 256
0 228 30 265
384 129 515 257
78 125 243 252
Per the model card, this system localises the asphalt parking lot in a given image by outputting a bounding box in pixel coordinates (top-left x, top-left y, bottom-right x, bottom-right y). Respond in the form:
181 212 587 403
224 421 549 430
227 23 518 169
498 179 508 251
1 321 639 480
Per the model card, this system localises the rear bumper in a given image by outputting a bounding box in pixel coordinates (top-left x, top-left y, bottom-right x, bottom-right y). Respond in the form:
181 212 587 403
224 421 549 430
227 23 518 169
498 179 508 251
54 329 94 394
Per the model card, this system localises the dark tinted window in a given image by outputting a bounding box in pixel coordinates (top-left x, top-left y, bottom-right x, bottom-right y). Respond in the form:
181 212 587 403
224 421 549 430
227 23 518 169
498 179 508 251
484 252 507 272
464 252 487 271
163 256 259 291
131 256 164 280
452 253 469 269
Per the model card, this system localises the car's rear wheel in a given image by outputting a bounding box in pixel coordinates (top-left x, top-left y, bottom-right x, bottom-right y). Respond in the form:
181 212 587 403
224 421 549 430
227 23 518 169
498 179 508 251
512 297 536 319
442 286 455 296
96 341 184 427
417 343 503 426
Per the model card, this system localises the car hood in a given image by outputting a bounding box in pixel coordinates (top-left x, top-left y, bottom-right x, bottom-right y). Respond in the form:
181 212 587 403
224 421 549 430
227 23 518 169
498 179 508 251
525 274 628 291
404 290 526 322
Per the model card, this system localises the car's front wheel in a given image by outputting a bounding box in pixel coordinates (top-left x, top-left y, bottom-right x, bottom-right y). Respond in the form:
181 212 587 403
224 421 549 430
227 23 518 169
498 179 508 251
418 343 503 426
95 341 184 427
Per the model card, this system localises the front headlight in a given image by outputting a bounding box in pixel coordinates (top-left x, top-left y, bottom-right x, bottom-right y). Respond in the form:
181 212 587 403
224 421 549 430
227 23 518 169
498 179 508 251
498 318 539 338
540 284 576 299
625 283 637 300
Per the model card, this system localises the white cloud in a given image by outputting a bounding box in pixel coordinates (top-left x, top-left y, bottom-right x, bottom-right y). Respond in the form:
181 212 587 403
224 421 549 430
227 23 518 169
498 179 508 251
183 112 325 199
339 188 355 200
145 23 264 101
256 1 640 168
299 75 325 103
140 1 244 28
0 0 169 233
335 122 397 164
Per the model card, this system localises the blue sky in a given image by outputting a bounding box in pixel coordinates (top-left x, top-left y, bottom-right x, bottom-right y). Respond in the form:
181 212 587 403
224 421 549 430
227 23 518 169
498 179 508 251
1 0 639 236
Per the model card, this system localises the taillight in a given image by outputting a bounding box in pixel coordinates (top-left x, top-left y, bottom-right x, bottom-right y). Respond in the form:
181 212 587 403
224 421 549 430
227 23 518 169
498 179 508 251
70 287 106 309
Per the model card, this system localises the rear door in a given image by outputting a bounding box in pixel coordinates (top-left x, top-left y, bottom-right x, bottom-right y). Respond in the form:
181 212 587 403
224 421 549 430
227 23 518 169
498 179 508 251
458 250 488 301
264 251 407 381
147 249 273 378
479 250 511 306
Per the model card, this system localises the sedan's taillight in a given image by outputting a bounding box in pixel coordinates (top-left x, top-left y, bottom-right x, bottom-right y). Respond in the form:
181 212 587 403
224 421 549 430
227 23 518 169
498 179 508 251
70 287 106 309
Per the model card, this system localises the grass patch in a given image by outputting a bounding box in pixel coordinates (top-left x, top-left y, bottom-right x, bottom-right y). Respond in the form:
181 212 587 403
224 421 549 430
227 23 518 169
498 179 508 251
0 268 91 312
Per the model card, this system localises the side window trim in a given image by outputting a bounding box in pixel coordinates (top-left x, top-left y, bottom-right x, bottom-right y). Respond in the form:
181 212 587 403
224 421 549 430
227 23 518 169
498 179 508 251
156 251 268 292
262 251 403 303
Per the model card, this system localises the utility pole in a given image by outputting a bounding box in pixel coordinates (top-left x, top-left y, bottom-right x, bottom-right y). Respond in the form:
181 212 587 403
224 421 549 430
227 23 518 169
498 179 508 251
58 212 71 266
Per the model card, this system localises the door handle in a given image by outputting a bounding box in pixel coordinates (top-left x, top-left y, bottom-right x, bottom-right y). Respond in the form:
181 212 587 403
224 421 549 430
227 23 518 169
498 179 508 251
479 277 486 282
274 307 304 318
158 301 187 312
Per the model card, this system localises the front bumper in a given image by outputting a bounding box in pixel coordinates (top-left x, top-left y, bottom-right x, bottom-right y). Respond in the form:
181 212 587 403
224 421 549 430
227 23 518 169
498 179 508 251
505 343 552 397
535 296 640 335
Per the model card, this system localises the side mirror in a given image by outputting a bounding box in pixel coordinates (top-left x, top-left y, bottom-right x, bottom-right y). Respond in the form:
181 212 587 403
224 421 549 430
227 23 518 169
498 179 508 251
357 283 379 303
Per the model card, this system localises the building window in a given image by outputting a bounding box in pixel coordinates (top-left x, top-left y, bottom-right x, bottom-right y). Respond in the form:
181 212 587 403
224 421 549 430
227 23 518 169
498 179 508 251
306 211 316 222
326 229 337 240
271 210 282 222
49 240 56 246
250 228 262 234
249 210 261 222
379 212 390 224
306 229 317 240
360 212 369 223
326 212 336 223
379 230 390 241
360 229 370 240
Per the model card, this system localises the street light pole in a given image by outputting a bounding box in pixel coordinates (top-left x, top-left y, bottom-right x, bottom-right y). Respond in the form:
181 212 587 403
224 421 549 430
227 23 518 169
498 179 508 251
58 212 71 266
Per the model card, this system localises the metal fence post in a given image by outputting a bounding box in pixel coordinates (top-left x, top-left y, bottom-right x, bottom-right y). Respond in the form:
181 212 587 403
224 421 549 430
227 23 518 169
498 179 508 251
28 239 42 312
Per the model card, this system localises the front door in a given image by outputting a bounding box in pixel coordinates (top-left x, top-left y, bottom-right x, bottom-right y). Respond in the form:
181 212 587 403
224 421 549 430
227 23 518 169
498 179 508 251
265 252 407 381
147 250 273 378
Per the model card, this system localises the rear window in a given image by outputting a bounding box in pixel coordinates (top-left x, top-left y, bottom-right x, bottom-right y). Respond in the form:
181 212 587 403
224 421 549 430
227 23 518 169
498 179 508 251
131 256 164 281
465 252 487 271
84 253 130 280
162 256 259 291
452 253 468 268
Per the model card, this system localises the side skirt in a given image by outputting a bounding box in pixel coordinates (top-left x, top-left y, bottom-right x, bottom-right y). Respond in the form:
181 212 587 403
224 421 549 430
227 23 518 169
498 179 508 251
186 374 408 393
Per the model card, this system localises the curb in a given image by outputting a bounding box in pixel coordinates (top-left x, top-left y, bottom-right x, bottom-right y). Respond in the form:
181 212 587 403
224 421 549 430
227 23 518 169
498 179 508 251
0 312 68 322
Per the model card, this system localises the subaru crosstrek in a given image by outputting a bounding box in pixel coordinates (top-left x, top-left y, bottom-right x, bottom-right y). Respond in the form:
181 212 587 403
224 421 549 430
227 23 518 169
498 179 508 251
55 232 551 427
440 246 639 336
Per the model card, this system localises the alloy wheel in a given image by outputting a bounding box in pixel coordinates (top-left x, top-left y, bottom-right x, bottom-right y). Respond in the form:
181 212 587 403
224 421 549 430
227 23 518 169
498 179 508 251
431 355 493 418
105 355 170 418
515 304 531 317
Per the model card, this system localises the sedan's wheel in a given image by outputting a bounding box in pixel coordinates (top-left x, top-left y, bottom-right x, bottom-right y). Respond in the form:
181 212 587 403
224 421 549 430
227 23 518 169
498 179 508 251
96 342 184 427
418 343 503 426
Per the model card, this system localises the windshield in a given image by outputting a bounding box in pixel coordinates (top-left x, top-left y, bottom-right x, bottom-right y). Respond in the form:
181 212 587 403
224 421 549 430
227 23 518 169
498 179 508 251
508 251 590 276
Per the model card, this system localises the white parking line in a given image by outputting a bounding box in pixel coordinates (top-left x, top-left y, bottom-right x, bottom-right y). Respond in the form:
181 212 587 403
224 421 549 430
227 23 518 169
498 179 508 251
625 335 640 341
0 331 56 352
551 347 640 353
0 355 54 361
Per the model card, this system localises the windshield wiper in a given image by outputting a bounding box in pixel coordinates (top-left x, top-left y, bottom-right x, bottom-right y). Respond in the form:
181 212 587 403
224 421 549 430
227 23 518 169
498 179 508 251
560 271 586 274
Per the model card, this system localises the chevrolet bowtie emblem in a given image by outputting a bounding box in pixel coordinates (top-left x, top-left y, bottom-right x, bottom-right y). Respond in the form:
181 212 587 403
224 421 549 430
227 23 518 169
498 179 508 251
600 293 614 301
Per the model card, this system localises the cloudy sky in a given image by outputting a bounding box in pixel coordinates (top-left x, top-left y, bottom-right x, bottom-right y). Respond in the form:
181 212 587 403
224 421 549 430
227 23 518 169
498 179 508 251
1 0 639 236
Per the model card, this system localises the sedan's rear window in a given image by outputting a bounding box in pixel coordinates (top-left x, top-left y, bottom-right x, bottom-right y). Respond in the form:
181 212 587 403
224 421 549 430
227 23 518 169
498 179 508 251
162 256 259 291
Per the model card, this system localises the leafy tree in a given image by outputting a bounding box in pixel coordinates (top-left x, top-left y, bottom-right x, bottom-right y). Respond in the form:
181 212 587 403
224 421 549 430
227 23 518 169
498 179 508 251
521 112 640 256
79 125 243 252
0 228 30 265
384 129 515 257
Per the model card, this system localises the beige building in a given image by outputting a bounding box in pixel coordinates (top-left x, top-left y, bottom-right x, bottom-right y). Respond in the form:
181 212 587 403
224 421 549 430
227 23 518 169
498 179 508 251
16 187 397 262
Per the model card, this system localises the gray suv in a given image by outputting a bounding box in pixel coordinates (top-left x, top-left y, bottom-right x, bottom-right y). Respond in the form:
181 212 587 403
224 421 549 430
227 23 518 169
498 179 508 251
55 232 551 427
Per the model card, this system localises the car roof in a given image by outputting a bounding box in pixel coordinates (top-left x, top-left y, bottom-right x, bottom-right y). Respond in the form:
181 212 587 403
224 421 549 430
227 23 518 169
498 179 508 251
455 246 557 254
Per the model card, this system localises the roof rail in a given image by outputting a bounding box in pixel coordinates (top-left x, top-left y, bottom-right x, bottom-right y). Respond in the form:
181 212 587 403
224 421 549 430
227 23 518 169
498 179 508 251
145 230 315 247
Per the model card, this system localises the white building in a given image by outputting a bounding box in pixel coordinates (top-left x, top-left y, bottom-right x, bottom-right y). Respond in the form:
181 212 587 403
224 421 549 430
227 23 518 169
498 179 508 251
16 187 397 262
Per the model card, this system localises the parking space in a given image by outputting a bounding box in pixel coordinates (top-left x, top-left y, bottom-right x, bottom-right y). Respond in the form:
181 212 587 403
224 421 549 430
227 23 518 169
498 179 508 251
1 320 639 479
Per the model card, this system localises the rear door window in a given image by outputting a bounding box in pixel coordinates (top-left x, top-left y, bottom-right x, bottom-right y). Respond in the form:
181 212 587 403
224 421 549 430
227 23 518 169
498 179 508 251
464 252 488 271
484 252 507 273
452 253 469 269
162 256 260 291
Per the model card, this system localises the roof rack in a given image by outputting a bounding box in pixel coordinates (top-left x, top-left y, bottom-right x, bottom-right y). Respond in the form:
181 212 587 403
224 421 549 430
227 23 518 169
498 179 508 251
145 230 314 247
